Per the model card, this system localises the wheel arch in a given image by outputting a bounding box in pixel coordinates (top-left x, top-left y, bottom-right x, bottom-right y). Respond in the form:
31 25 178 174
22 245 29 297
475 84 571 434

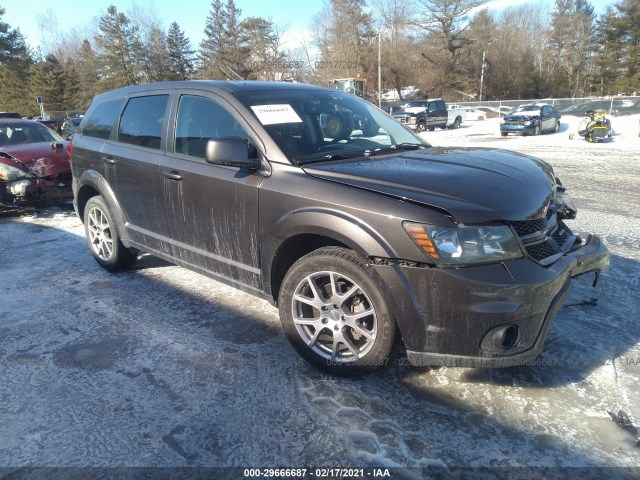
262 208 397 305
75 170 130 244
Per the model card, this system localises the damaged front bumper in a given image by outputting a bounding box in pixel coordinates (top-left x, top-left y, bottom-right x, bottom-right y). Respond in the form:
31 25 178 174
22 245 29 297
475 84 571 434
373 233 610 368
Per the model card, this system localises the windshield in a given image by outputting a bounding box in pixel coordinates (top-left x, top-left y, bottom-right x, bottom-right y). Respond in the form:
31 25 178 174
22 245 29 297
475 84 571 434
0 121 63 147
515 105 541 113
237 89 427 165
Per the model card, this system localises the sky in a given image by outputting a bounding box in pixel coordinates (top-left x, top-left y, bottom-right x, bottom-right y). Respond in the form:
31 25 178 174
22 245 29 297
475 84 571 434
2 0 619 54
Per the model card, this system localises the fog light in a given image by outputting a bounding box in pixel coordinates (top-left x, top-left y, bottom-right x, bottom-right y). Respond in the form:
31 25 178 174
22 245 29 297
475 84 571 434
8 179 31 196
500 325 519 349
480 324 520 352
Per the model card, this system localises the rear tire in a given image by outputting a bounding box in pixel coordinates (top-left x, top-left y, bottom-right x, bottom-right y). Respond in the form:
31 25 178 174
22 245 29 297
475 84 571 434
501 131 508 137
278 247 396 376
84 195 137 271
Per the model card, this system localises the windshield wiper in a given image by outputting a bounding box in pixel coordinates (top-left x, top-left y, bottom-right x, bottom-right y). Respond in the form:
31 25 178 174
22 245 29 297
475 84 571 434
366 143 428 156
298 151 370 164
299 143 428 165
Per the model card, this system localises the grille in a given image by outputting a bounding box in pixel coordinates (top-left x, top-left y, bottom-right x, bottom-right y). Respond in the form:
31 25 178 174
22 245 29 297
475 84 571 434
511 219 546 237
552 228 568 247
510 212 573 265
526 240 557 261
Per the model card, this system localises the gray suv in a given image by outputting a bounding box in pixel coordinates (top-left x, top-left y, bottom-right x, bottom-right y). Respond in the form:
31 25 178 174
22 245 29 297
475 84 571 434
71 81 609 375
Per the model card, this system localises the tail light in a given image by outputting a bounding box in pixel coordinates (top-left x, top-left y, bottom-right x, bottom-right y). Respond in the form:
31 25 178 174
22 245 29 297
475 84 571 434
67 141 73 156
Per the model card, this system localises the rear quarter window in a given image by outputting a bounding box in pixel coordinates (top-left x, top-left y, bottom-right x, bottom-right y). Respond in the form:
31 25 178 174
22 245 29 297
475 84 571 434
118 95 168 149
83 100 123 139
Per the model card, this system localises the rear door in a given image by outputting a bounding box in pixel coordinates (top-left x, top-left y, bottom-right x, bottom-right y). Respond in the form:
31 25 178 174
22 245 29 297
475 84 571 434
431 100 447 126
102 93 172 254
159 91 263 290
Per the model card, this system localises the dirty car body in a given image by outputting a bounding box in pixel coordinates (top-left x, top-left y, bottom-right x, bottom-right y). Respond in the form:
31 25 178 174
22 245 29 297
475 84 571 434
71 81 609 375
0 119 72 204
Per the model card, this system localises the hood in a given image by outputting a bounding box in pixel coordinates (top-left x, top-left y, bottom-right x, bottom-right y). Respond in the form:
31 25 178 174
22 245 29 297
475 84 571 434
302 147 555 223
504 112 540 121
0 142 70 178
402 106 426 115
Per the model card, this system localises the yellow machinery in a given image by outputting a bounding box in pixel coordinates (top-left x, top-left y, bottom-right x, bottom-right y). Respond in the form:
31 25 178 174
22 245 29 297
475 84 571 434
332 75 366 98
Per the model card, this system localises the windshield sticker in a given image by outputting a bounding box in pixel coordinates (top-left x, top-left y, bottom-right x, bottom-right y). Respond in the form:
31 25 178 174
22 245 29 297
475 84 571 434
251 104 302 125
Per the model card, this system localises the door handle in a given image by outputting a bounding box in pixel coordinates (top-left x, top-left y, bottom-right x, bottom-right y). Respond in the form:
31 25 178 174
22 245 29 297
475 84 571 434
163 171 183 181
103 156 116 165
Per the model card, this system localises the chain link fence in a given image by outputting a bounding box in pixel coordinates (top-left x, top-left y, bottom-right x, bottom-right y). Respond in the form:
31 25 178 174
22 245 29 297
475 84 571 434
452 96 640 117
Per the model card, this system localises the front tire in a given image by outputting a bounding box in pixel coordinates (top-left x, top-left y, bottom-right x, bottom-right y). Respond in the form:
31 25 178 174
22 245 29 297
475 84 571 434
416 121 426 133
84 195 137 271
278 247 396 376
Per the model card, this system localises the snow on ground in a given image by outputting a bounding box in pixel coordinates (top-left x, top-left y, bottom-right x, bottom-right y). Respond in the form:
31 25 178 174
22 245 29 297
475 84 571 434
0 115 639 479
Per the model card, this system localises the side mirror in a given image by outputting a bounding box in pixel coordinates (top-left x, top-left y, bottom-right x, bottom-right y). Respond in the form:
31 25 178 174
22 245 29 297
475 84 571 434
204 137 260 170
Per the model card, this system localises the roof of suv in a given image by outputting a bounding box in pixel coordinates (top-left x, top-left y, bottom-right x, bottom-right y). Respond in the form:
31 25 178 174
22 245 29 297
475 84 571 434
93 80 335 101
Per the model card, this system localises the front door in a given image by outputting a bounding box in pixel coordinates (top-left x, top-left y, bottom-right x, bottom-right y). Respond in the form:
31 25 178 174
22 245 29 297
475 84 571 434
160 93 263 291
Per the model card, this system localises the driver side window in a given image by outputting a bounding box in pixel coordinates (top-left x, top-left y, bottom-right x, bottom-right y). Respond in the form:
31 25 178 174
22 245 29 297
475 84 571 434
174 95 248 159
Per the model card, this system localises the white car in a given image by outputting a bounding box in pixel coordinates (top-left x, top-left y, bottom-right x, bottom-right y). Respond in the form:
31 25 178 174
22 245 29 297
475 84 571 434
464 108 487 121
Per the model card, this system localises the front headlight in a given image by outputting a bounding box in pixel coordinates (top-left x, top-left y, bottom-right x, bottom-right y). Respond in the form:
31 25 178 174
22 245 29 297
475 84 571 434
408 117 417 125
404 222 523 266
524 120 532 126
0 163 33 182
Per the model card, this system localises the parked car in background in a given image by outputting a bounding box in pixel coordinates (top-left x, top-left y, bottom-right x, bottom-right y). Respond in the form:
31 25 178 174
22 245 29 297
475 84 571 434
464 108 487 121
59 116 83 140
38 118 63 132
392 100 466 131
392 99 448 132
0 112 22 119
0 119 72 203
500 103 561 136
560 99 638 117
476 106 501 118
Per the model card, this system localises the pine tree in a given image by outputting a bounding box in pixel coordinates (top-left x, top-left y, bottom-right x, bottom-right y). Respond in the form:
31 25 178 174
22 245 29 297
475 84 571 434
313 0 374 79
0 7 33 114
143 23 171 82
30 54 66 112
1 6 29 65
548 0 596 97
241 17 282 80
75 40 99 109
167 22 195 80
95 5 144 90
199 0 227 79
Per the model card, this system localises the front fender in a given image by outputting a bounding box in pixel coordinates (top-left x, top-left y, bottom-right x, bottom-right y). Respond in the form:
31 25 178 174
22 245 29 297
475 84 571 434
261 207 428 350
262 207 397 274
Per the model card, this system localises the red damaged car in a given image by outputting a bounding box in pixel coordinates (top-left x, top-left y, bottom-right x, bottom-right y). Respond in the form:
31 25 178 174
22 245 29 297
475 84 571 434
0 119 72 204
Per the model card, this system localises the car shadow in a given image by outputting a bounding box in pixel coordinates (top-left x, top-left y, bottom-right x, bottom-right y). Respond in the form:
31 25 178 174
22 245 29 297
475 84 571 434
1 217 638 474
460 253 639 387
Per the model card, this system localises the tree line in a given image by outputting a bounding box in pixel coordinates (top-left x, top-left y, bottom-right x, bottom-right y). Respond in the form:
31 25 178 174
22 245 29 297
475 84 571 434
0 0 638 116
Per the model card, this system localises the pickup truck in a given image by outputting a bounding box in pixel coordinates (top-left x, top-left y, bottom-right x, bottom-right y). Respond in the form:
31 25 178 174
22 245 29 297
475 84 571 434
392 99 465 132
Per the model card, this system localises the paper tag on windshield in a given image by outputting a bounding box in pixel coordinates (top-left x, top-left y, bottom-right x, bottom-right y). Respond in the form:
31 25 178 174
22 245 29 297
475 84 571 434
251 104 302 125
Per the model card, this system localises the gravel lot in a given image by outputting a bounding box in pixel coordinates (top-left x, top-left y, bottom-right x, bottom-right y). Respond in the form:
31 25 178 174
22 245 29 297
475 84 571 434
1 116 639 479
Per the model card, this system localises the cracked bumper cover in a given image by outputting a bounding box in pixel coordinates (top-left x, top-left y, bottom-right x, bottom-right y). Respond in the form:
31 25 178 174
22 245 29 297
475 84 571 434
372 233 609 368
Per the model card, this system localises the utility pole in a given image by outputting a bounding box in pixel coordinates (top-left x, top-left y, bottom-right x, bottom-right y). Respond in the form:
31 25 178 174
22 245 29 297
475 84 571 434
479 51 486 103
378 30 382 108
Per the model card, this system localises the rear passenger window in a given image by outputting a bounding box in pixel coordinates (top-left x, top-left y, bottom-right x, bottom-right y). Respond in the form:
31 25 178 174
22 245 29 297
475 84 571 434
174 95 248 159
83 100 122 139
118 95 168 149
